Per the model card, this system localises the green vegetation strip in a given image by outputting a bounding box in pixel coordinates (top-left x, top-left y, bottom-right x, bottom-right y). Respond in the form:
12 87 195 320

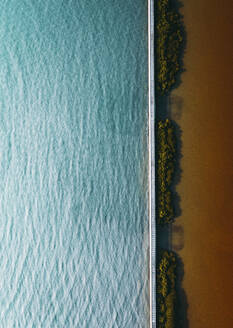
157 250 176 328
156 0 183 95
157 119 176 224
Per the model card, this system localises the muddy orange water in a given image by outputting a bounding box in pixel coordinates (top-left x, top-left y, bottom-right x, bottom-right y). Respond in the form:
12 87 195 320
170 0 233 327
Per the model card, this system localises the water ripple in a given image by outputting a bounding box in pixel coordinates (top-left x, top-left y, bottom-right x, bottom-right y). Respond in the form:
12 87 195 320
0 0 148 327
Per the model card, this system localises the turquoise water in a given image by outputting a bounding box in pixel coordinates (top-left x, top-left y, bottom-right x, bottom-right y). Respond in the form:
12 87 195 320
0 1 149 327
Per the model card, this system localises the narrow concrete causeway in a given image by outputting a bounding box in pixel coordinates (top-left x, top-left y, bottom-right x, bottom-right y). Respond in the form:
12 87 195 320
148 0 156 327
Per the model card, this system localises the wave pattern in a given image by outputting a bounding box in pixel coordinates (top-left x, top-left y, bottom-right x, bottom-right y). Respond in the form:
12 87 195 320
0 0 148 327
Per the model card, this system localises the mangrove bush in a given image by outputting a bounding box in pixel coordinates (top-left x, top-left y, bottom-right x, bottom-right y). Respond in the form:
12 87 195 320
156 0 184 95
157 119 176 224
157 249 177 328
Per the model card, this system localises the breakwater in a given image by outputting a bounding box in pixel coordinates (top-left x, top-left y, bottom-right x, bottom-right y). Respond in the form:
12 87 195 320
148 0 157 327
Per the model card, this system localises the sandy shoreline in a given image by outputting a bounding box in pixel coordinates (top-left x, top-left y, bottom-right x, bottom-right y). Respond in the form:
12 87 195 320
169 0 233 326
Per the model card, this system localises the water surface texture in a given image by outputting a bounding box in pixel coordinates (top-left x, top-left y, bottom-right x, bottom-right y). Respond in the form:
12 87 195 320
0 1 148 327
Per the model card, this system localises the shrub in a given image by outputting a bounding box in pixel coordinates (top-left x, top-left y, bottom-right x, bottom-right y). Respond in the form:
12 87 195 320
156 0 184 95
157 119 176 224
157 250 177 328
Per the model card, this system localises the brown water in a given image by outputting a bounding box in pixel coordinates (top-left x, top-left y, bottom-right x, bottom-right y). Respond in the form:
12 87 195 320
170 0 233 327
